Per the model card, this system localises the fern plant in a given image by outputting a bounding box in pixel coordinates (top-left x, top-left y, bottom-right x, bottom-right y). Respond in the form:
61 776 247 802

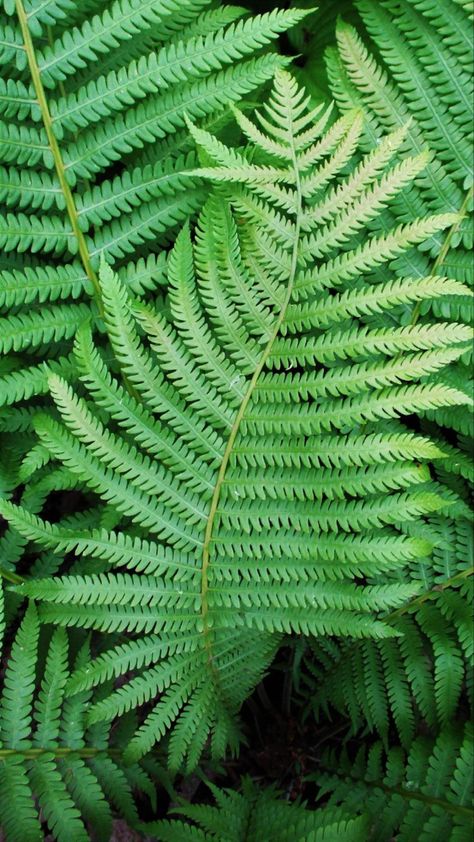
0 0 304 505
312 724 473 841
306 573 472 748
0 597 167 841
153 776 368 841
0 71 471 777
325 0 473 499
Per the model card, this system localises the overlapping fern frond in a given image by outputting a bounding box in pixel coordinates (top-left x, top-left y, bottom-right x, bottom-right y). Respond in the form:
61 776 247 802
153 776 368 841
0 0 303 444
325 0 473 500
0 597 164 842
308 574 473 748
0 70 472 770
313 724 473 841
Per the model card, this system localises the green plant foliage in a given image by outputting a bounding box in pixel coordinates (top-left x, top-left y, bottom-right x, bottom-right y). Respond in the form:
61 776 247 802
1 71 471 778
0 596 164 842
325 0 473 494
153 777 368 841
1 2 473 831
308 574 473 748
0 0 303 451
313 724 473 841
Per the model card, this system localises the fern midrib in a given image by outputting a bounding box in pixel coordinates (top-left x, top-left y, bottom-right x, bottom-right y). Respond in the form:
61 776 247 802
0 746 121 759
318 762 473 818
387 564 474 619
14 0 101 304
200 114 303 661
411 185 473 326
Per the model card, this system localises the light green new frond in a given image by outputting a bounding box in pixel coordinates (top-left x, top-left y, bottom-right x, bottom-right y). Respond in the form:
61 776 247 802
314 724 473 842
326 0 473 516
285 274 469 331
269 322 473 368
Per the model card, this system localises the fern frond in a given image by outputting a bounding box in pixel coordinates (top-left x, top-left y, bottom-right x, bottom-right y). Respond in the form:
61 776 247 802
314 724 473 841
154 777 368 841
2 71 471 770
326 0 473 505
0 610 161 842
0 0 300 453
310 577 473 747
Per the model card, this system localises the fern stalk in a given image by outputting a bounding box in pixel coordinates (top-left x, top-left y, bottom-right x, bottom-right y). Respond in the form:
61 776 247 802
199 103 304 666
317 761 473 818
14 0 101 304
388 564 474 619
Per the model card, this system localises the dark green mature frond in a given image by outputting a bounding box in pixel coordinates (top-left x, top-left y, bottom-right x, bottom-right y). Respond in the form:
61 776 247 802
314 724 473 842
153 777 368 841
1 71 471 769
0 602 163 842
308 575 473 748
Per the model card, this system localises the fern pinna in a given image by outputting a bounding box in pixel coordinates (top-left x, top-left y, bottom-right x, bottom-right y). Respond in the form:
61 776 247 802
312 724 473 842
0 72 471 781
0 0 304 517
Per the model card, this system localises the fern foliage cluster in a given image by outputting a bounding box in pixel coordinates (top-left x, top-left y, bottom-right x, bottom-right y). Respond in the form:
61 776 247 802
0 0 302 475
0 0 472 838
0 600 165 841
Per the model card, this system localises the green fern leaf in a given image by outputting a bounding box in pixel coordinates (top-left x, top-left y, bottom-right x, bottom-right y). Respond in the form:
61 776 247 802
2 71 471 771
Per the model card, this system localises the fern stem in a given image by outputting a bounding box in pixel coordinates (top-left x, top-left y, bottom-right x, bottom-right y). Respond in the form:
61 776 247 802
317 763 473 818
387 565 474 620
200 110 303 661
0 747 122 759
0 567 23 585
411 185 473 325
14 0 102 308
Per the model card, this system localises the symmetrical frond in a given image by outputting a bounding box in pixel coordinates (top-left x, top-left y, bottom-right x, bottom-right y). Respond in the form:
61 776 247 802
1 71 471 769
